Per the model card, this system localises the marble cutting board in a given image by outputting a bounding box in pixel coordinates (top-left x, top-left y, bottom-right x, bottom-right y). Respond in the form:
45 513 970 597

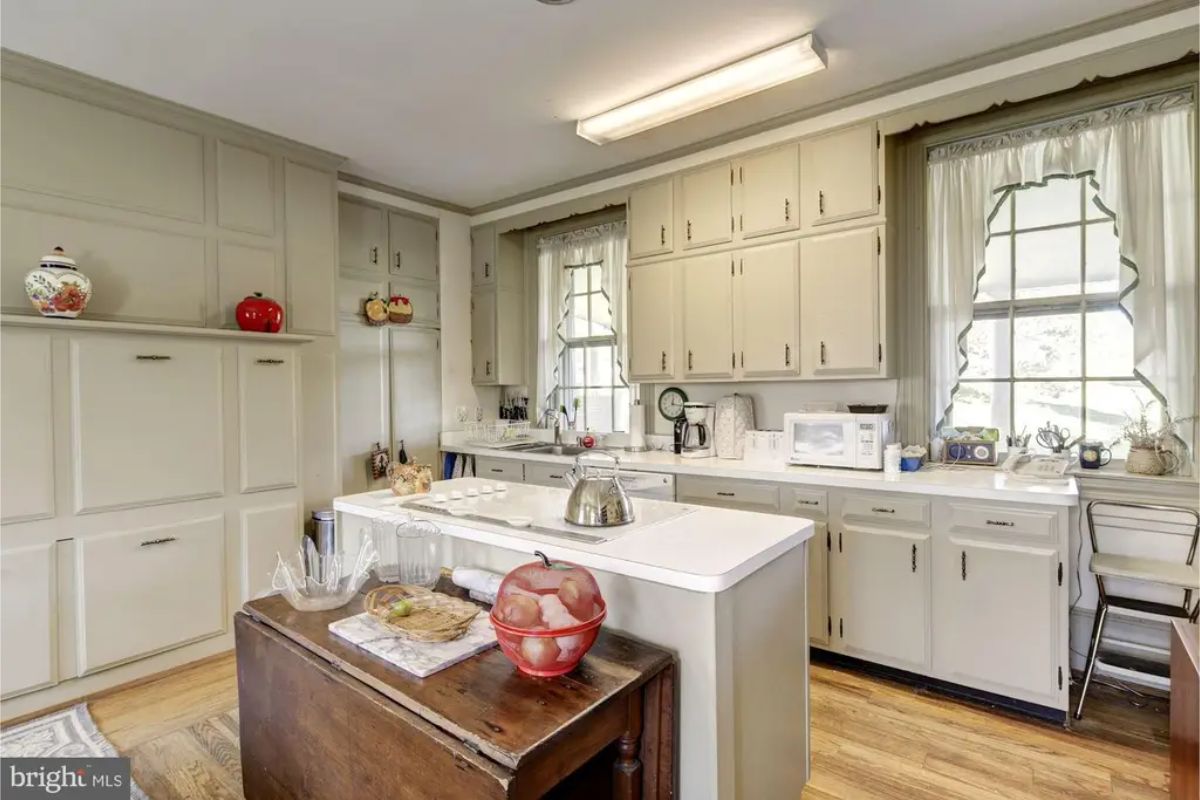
329 612 498 678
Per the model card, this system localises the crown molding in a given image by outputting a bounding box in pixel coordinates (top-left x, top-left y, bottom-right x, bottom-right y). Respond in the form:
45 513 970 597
337 172 469 216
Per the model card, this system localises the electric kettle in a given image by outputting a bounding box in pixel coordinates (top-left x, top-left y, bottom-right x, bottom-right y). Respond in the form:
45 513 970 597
562 451 635 527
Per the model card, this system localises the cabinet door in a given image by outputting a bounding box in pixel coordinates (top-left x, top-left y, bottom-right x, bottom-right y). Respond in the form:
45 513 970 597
240 503 300 602
627 262 676 381
524 461 571 488
75 516 226 674
285 161 337 334
337 321 390 494
628 179 674 258
1 330 55 522
391 327 441 468
471 226 496 286
471 290 497 384
936 538 1059 701
389 211 438 282
738 144 799 238
0 542 56 698
681 163 733 249
216 141 274 236
475 456 523 482
72 336 223 512
682 254 734 379
737 241 799 378
808 521 830 646
834 524 930 671
338 199 387 274
799 227 880 376
800 122 878 227
238 346 299 492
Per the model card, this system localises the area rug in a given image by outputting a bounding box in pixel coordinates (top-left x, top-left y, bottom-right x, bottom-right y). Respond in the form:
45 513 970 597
1 703 149 799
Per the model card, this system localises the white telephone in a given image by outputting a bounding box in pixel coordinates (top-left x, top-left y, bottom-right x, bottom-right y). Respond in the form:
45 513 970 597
1000 449 1070 480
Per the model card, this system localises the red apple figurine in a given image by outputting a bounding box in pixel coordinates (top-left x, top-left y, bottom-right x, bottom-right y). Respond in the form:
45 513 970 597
236 292 284 333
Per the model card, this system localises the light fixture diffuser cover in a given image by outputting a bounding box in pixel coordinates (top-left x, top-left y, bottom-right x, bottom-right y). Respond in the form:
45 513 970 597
576 33 827 145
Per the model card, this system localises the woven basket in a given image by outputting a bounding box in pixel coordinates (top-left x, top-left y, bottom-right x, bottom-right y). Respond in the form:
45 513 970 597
1125 445 1177 476
364 584 480 643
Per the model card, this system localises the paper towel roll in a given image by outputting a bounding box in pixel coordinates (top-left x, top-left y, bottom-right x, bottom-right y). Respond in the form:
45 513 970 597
628 399 647 450
451 567 504 604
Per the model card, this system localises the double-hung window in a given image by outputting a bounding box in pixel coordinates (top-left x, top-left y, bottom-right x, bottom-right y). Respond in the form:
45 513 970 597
556 262 630 433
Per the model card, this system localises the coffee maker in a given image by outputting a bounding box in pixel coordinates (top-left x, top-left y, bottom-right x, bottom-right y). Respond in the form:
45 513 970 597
679 402 715 459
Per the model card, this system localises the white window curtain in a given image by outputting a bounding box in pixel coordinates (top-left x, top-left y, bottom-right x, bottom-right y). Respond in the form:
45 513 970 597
927 89 1196 448
535 221 629 417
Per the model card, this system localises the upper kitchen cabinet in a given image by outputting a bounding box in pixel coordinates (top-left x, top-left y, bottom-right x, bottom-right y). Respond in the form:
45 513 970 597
799 226 882 377
682 253 735 380
681 162 733 250
736 241 799 379
471 224 521 288
800 122 879 229
628 178 674 259
284 160 338 335
471 287 524 386
338 198 387 275
388 210 438 282
216 140 275 237
627 261 677 382
736 144 799 239
471 224 497 286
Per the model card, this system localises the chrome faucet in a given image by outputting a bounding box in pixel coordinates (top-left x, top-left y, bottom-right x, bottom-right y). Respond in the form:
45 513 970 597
541 407 564 445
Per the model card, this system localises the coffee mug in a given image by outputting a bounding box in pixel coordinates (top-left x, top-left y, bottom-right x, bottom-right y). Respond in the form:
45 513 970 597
1079 440 1112 469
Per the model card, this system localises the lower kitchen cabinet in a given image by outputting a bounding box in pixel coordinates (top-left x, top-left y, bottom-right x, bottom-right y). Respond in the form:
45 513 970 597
807 521 829 646
474 456 523 482
934 537 1061 703
524 461 570 488
833 523 931 672
240 504 301 601
238 346 299 492
0 542 57 698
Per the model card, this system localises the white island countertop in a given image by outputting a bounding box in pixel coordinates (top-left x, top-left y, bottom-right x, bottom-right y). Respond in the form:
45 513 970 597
334 477 814 593
441 436 1079 508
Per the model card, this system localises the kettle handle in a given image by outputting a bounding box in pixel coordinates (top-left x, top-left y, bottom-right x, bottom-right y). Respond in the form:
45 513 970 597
575 450 621 475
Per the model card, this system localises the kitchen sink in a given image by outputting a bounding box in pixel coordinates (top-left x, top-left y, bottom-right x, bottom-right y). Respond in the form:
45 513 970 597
519 444 590 456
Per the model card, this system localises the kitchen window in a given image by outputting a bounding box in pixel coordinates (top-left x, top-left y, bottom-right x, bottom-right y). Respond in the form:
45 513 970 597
950 176 1155 457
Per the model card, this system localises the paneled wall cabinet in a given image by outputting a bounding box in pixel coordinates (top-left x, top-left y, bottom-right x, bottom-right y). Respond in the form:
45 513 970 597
469 225 525 384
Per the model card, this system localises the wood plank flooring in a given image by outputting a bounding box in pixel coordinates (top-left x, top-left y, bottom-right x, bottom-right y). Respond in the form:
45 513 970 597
16 651 1170 799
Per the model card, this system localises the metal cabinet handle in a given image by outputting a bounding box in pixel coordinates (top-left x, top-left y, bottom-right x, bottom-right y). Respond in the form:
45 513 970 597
548 473 563 480
716 491 735 498
484 262 490 279
911 543 917 573
819 341 827 366
796 499 819 506
395 251 402 269
135 355 171 361
489 468 504 473
370 246 378 264
255 358 285 365
871 507 895 514
818 191 825 216
660 351 667 371
838 531 843 552
986 519 1015 527
784 343 791 366
660 224 666 246
686 220 692 241
687 350 693 370
485 360 492 376
140 536 177 547
784 198 791 222
961 551 967 580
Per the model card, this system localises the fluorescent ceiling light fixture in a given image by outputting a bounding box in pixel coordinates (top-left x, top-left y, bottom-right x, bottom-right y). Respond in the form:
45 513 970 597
576 33 826 145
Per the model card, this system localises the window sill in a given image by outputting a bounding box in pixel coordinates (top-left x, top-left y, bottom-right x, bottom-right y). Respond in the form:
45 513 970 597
1068 462 1197 486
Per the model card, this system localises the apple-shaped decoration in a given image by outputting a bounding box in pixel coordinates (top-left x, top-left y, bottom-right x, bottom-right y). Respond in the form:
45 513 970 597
235 292 284 333
387 295 413 324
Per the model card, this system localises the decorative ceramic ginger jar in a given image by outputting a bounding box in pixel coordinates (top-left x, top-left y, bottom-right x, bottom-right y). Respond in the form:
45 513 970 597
25 246 92 318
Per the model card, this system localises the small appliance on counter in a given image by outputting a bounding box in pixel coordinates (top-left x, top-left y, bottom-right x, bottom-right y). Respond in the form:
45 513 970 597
782 410 891 470
714 393 755 459
679 402 715 459
941 426 1001 466
743 429 787 465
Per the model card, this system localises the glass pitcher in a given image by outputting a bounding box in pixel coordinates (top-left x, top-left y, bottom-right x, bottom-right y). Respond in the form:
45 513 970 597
371 514 442 587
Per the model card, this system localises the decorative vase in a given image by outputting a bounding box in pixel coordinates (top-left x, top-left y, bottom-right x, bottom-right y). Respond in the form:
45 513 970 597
25 246 92 318
235 292 284 333
1125 445 1177 476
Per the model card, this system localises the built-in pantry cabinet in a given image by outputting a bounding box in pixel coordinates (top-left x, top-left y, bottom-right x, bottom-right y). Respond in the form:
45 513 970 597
0 542 57 698
1 330 55 523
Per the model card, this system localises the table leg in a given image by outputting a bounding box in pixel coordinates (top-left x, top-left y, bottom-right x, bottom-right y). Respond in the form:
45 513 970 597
614 691 644 800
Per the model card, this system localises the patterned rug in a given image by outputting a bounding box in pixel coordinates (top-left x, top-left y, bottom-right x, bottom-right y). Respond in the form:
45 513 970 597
1 703 149 799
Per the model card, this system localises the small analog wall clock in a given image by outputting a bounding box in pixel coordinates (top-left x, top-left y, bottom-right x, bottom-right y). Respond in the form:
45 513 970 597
657 387 688 421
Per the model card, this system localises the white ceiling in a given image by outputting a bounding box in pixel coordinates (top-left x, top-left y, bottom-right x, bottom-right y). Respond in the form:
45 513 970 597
0 0 1174 209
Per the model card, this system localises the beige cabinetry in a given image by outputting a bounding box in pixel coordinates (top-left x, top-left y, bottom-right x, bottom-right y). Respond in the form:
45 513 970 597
782 487 829 647
736 241 800 378
681 162 733 249
284 160 338 335
800 122 879 228
471 289 497 383
737 144 799 239
388 211 438 282
217 242 282 329
338 198 387 274
682 253 735 379
523 461 571 488
471 224 498 285
216 140 275 236
390 327 442 468
73 516 226 675
627 262 677 381
799 226 882 377
474 456 524 482
238 346 299 492
1 330 55 522
471 288 524 386
628 178 674 259
71 336 224 513
0 542 57 698
676 475 780 513
239 503 301 602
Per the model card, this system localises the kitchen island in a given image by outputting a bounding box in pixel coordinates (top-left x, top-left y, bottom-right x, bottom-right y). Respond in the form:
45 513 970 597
335 477 816 800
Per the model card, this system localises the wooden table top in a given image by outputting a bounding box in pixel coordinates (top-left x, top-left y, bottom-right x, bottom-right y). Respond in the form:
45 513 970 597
241 585 672 771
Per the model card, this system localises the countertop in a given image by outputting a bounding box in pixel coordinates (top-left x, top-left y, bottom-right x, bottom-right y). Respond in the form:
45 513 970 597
334 477 814 593
440 435 1079 508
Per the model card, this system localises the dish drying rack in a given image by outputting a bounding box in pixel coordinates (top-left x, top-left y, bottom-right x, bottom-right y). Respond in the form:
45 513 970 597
465 420 536 448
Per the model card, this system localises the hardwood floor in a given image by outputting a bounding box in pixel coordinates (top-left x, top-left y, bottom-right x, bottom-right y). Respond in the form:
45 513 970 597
28 652 1170 799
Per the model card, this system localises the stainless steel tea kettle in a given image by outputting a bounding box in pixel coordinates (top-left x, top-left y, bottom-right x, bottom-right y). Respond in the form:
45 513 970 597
562 451 635 527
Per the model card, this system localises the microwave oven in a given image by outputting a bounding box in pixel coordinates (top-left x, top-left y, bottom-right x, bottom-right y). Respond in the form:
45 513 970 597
782 412 891 470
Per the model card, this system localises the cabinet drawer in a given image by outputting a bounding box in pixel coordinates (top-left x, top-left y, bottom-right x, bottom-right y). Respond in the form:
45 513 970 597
238 346 299 492
474 456 523 483
523 461 570 488
841 494 930 528
677 476 779 512
946 503 1057 539
781 487 827 518
71 336 223 512
1 542 57 698
75 516 226 674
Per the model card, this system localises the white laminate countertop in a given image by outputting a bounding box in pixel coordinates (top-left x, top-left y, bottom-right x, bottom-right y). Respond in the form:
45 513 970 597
334 478 814 593
441 436 1079 508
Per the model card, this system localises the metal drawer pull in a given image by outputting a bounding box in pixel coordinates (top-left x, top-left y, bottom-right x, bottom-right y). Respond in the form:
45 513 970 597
796 499 819 506
871 507 895 514
911 543 917 573
140 536 178 547
135 354 172 361
256 358 285 365
716 491 736 497
370 246 378 264
961 551 967 580
548 474 563 480
489 468 504 473
985 519 1015 527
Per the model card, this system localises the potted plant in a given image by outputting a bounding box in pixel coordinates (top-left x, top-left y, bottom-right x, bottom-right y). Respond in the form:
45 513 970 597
1120 400 1193 476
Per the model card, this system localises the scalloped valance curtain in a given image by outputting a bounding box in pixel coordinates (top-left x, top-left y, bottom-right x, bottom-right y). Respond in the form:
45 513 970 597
927 90 1196 447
